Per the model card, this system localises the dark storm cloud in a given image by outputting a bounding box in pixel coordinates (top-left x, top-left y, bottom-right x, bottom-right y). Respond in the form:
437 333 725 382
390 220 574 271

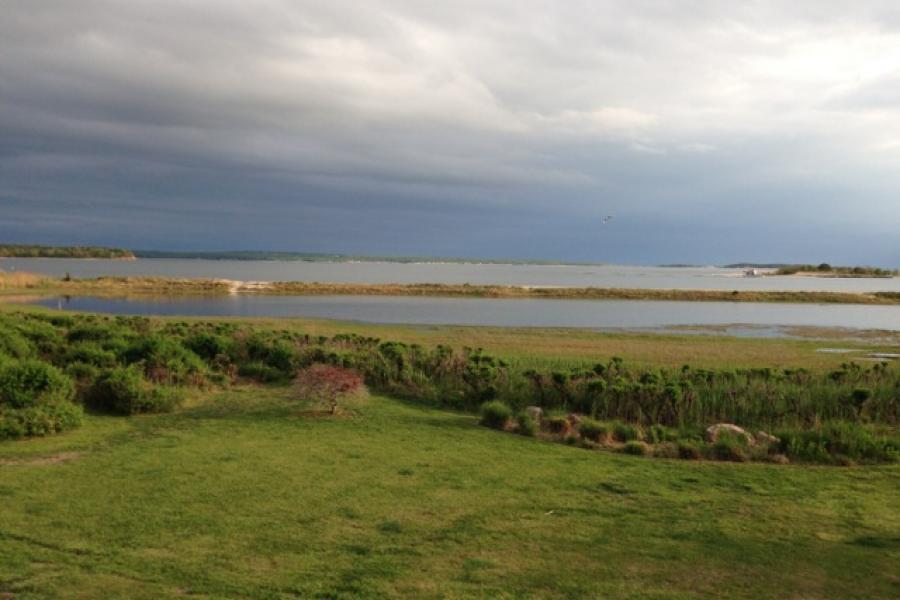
1 1 898 264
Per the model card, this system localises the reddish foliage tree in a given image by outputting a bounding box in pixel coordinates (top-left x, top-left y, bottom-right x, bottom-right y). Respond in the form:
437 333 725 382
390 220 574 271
293 364 364 414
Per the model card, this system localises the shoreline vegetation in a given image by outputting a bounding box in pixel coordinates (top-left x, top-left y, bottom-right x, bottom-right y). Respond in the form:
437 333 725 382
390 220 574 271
1 310 896 464
0 244 135 259
2 272 900 305
773 263 899 278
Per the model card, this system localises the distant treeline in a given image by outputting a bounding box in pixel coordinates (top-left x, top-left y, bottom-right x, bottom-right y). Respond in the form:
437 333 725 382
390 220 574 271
133 250 604 265
723 263 790 269
775 264 899 277
0 245 134 259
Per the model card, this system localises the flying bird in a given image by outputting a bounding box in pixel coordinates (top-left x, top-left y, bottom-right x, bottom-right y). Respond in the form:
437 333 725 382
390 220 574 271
601 216 613 224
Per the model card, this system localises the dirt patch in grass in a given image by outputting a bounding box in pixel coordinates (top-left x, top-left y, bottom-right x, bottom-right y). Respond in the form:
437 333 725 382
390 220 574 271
0 452 83 466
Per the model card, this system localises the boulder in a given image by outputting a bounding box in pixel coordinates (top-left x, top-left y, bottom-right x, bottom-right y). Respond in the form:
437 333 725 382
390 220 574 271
705 423 754 446
525 406 543 424
755 431 780 446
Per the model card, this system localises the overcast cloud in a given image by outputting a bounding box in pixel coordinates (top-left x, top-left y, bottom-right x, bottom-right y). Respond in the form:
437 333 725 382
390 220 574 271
1 1 899 264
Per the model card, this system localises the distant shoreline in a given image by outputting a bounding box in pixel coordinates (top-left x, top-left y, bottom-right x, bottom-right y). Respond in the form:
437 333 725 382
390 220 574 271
2 273 899 305
2 248 897 275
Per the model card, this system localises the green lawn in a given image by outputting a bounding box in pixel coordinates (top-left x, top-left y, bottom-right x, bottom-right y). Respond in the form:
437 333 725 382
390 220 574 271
1 387 898 599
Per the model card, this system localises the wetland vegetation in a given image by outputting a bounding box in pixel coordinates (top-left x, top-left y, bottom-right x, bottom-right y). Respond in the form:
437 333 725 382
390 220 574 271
2 271 900 305
1 307 898 597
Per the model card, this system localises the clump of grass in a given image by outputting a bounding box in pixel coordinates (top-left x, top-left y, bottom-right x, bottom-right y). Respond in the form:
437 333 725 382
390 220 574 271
622 441 648 456
480 401 512 430
653 442 679 459
646 424 677 444
545 415 571 436
516 411 537 437
709 432 748 462
578 418 608 442
612 421 642 442
677 442 703 460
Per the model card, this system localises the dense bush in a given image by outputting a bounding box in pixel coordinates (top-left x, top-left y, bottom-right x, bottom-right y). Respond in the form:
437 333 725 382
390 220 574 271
88 365 184 415
0 360 75 408
0 359 81 439
124 335 206 385
480 401 511 430
64 342 118 368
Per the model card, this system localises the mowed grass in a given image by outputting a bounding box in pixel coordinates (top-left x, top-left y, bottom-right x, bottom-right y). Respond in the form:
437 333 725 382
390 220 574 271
1 387 898 599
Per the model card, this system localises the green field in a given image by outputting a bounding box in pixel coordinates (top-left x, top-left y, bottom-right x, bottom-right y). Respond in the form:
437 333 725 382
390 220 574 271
2 387 898 599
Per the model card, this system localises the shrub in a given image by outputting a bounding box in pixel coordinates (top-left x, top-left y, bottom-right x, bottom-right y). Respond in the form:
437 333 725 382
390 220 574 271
294 364 365 414
0 401 82 439
0 360 75 409
622 441 648 456
238 361 285 383
480 400 512 430
0 360 81 439
545 415 570 435
0 324 35 359
612 421 641 442
677 442 703 460
184 331 231 360
710 437 747 462
124 335 206 385
64 342 118 368
578 418 608 442
516 411 536 436
88 365 184 415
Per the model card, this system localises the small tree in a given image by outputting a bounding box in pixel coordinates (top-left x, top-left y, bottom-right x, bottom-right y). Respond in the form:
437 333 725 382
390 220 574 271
293 364 364 414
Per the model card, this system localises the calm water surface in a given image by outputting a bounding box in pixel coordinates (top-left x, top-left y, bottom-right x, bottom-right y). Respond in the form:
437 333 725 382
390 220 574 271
30 295 900 333
4 258 900 292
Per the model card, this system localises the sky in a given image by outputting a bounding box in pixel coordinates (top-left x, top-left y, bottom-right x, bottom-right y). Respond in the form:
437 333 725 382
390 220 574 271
1 1 899 265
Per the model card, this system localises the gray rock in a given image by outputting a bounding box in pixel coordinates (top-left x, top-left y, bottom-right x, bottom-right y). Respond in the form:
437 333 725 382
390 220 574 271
755 431 780 445
705 423 754 445
525 406 543 423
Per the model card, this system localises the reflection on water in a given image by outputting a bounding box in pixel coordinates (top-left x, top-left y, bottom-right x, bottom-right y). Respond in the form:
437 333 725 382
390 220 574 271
28 294 900 336
3 257 900 292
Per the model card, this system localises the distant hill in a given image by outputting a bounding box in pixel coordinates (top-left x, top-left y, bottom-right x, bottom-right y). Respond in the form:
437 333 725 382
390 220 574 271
0 244 134 259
